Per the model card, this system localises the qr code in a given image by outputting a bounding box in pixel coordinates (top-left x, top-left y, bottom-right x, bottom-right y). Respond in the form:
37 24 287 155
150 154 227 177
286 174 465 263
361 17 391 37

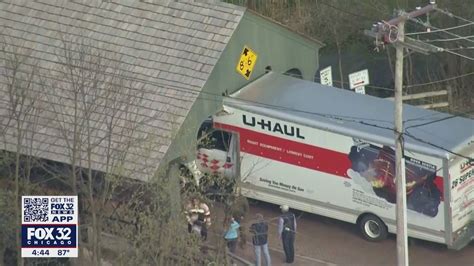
23 197 49 223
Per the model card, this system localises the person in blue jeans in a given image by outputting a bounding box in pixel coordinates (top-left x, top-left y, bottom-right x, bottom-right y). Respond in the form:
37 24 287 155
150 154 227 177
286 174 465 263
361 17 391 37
224 216 240 253
250 213 271 266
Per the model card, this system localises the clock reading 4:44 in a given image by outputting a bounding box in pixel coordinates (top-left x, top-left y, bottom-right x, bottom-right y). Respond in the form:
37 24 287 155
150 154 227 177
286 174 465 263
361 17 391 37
32 250 50 256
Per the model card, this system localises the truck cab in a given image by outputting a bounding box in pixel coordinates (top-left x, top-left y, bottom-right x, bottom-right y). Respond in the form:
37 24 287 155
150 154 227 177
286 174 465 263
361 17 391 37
179 117 238 197
195 118 236 179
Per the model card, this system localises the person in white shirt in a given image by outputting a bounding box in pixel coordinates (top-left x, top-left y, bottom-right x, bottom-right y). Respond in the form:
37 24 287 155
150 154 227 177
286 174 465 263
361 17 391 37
185 197 211 240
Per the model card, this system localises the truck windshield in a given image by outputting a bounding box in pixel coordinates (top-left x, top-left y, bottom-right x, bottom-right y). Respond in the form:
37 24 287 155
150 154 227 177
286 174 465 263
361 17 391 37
197 121 231 152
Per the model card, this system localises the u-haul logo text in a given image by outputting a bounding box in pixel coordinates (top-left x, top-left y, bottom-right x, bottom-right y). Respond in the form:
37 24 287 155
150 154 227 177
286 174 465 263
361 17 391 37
242 114 305 139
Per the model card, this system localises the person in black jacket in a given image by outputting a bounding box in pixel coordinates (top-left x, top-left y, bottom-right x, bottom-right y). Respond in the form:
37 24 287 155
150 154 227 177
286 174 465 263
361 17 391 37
278 205 296 263
249 213 271 266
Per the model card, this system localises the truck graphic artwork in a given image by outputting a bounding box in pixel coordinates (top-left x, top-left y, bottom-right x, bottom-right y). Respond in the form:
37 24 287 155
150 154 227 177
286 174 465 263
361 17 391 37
347 143 442 217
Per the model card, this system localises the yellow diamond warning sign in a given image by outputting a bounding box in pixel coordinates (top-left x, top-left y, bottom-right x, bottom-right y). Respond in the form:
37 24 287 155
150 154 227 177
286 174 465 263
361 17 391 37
236 46 258 80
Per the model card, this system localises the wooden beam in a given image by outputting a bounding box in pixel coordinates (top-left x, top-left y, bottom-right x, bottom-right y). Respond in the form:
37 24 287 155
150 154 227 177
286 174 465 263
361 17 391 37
385 5 437 27
417 102 449 109
386 90 448 100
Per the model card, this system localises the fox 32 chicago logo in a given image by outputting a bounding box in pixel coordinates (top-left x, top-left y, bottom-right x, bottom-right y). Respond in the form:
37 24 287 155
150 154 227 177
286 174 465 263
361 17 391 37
21 196 78 258
22 225 77 252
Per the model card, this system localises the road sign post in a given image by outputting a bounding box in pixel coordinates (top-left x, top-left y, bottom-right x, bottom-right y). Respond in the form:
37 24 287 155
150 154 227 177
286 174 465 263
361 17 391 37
354 86 366 94
320 66 333 86
349 69 369 90
236 46 258 80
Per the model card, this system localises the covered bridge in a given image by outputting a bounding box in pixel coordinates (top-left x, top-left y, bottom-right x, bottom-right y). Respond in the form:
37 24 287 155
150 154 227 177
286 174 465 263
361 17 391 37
0 0 323 182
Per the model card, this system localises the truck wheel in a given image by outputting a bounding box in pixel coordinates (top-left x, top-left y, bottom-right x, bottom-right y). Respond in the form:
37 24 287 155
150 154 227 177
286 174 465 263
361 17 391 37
359 214 388 241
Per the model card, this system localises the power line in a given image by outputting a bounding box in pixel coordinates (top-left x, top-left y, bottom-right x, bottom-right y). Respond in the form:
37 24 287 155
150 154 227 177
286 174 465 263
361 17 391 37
6 63 469 159
403 107 474 124
3 59 454 127
404 72 474 88
3 53 470 164
303 4 474 83
409 19 474 60
424 35 474 42
443 49 474 61
445 46 474 51
313 71 472 111
224 93 395 125
0 63 395 125
435 7 474 24
404 129 473 161
231 82 473 161
406 21 474 36
4 50 465 127
362 6 473 186
406 19 474 61
405 109 474 130
4 70 471 164
313 72 463 108
317 1 377 22
409 18 474 44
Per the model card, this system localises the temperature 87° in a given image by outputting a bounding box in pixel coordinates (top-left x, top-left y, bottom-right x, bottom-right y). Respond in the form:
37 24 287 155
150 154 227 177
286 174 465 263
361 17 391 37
58 250 70 256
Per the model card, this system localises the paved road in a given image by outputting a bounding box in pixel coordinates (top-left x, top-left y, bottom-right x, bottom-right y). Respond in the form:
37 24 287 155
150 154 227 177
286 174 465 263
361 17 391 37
237 201 474 266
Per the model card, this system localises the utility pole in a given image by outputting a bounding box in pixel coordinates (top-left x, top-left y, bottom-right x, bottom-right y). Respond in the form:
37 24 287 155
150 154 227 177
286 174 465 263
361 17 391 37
394 18 408 266
365 3 438 266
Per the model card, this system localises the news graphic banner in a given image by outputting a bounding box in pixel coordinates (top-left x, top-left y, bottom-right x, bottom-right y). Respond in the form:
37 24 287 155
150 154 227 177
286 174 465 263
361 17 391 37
22 196 78 258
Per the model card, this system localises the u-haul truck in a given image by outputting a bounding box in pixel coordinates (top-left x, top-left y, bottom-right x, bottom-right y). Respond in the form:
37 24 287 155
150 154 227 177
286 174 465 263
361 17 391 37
190 72 473 249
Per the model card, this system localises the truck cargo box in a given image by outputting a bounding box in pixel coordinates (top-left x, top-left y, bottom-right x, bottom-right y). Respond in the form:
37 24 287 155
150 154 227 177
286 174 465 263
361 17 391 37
205 72 473 249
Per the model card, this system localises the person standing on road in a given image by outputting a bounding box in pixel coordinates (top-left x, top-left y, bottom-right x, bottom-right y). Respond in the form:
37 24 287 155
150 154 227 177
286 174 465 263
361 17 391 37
224 216 240 253
250 213 271 266
278 205 296 263
185 197 211 240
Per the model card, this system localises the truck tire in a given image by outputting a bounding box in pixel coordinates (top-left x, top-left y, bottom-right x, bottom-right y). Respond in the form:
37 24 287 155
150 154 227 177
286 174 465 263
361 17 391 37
359 214 388 242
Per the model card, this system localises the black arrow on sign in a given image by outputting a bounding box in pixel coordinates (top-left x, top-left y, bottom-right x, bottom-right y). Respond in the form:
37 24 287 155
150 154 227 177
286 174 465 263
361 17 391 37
243 48 249 56
245 70 250 77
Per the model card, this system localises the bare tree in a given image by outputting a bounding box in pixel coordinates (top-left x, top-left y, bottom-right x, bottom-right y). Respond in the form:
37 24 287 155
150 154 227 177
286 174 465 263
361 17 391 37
0 34 48 265
40 34 151 264
0 26 217 264
30 32 215 265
